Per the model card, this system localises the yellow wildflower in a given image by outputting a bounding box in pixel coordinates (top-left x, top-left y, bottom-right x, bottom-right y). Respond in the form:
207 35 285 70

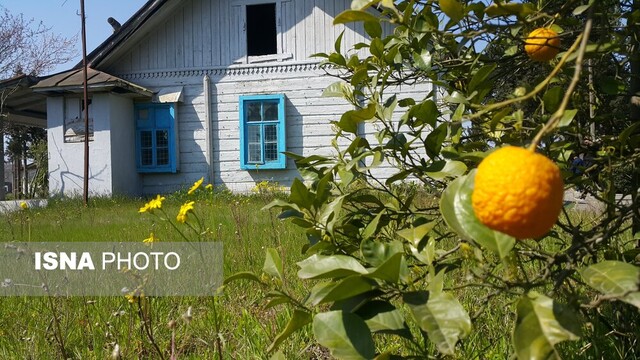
143 232 159 244
139 195 166 213
188 177 204 195
19 202 28 210
205 183 213 190
176 201 195 223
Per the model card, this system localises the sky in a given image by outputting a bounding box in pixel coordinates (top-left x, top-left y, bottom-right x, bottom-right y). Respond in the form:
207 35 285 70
0 0 147 74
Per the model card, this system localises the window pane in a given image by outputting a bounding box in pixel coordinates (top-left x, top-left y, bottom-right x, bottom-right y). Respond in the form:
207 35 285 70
264 143 278 162
157 148 169 165
140 131 152 148
247 125 261 143
248 144 261 163
141 148 153 166
263 102 279 120
156 130 169 147
246 102 262 122
264 124 277 142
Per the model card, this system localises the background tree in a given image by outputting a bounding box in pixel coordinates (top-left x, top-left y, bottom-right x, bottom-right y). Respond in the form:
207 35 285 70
0 6 76 200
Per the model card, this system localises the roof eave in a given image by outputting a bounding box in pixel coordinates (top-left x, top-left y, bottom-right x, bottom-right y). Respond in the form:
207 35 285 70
32 83 154 97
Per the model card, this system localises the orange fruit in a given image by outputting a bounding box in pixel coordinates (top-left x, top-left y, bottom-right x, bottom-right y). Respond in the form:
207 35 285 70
524 28 560 62
471 146 564 239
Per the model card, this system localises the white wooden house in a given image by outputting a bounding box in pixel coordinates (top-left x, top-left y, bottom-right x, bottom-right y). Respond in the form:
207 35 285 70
30 0 433 196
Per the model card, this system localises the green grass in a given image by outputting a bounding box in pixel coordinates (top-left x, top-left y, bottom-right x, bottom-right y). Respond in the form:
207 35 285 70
0 191 317 359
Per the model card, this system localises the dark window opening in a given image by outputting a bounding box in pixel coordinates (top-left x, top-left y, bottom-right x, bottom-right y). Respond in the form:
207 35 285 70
247 3 277 56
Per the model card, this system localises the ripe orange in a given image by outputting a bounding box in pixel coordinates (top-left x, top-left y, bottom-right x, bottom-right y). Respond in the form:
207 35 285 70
524 28 560 62
471 146 564 239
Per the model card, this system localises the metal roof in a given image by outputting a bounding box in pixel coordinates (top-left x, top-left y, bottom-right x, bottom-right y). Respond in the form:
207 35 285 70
31 68 153 97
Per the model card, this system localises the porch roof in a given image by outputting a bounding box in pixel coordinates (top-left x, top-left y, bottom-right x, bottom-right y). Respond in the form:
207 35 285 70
31 68 153 97
0 74 47 128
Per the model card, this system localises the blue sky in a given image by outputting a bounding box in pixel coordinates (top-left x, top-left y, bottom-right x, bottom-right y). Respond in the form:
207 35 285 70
0 0 147 74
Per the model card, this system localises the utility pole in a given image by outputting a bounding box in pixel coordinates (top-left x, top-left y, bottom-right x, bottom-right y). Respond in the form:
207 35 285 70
80 0 90 206
631 0 640 240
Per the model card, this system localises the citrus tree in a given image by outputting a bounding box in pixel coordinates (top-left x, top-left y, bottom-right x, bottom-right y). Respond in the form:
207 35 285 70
229 0 640 358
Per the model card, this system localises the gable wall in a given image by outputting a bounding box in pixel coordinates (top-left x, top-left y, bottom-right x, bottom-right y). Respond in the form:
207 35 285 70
107 0 374 74
102 0 434 195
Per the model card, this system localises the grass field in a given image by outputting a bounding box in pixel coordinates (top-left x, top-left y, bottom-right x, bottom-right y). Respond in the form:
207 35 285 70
0 189 637 359
0 190 322 359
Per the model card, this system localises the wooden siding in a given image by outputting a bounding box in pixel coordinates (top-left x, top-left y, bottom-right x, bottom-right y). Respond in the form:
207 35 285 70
102 0 435 194
120 67 353 193
107 0 373 74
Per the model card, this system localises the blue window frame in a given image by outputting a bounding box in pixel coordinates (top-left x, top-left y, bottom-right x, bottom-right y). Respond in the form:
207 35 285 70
239 94 286 170
135 103 178 173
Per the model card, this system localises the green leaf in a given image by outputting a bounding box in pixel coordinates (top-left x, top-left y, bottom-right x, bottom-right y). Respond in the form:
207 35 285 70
270 350 286 360
409 100 438 127
298 254 368 279
484 2 534 17
385 170 410 185
543 86 563 113
313 311 376 360
599 76 625 95
580 261 640 308
397 221 437 247
323 81 351 98
440 171 515 257
223 271 264 285
334 10 380 25
439 0 465 23
307 276 377 306
558 109 577 127
468 64 496 94
335 31 345 53
404 291 471 355
365 252 406 283
572 3 592 15
268 309 313 352
264 291 293 309
338 103 377 134
513 293 581 360
289 178 313 209
364 21 382 38
319 194 347 234
424 123 447 159
262 198 301 212
370 38 384 58
413 50 432 71
361 239 402 266
426 160 467 180
263 248 283 281
351 0 372 10
440 175 472 240
356 300 409 334
445 91 469 104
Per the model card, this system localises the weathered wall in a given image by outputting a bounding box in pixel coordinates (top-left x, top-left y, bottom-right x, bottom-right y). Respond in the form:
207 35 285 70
106 0 373 73
122 64 353 194
48 95 111 196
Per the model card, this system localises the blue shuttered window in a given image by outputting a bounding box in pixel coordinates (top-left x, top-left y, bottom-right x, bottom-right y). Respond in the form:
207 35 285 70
135 103 177 173
239 94 286 170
